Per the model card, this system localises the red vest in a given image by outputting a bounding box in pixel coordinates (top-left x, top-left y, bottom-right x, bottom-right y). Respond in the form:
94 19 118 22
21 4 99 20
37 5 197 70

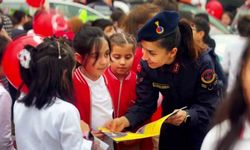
131 47 143 73
104 67 137 118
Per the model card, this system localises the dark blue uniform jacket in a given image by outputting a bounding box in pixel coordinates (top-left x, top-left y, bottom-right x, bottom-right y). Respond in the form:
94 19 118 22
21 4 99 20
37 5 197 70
125 52 219 150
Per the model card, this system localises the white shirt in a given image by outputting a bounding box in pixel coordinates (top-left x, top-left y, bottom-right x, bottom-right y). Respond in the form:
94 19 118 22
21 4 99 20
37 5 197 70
14 97 92 150
201 119 250 150
82 75 113 130
220 35 247 93
0 84 15 150
16 25 24 30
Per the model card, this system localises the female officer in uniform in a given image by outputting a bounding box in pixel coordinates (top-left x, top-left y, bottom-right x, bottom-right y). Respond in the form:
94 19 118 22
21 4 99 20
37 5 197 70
106 11 219 150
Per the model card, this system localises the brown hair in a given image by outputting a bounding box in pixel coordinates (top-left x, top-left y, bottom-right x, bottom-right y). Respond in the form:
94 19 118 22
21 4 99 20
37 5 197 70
121 3 161 37
152 0 178 11
68 17 84 33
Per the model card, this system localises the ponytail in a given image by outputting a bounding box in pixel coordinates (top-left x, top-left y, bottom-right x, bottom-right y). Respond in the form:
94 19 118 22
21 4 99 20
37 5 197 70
178 20 197 60
157 20 197 60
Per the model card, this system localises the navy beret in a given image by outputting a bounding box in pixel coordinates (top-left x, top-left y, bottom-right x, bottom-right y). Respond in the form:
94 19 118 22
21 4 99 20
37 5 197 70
137 11 180 42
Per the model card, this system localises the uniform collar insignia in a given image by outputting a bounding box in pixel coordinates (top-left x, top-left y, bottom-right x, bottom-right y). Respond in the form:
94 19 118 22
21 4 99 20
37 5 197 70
137 64 142 73
171 62 180 74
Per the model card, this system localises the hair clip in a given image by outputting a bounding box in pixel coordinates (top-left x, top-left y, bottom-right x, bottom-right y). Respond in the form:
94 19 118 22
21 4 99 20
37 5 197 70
57 41 62 59
19 48 31 69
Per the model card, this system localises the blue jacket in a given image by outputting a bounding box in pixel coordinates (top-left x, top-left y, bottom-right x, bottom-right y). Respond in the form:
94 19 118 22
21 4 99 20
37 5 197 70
125 52 219 150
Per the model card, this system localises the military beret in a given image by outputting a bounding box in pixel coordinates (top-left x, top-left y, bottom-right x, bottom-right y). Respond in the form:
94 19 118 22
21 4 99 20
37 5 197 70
137 11 180 42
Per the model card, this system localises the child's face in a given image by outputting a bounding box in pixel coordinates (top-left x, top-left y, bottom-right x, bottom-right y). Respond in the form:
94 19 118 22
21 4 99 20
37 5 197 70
104 25 116 37
84 38 110 80
221 13 231 26
110 44 134 77
242 54 250 106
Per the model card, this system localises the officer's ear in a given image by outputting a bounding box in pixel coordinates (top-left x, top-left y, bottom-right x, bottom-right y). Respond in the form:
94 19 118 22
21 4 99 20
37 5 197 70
169 47 178 58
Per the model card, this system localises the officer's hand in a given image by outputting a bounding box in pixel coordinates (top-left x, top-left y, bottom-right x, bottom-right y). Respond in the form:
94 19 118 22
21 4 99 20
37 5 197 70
91 130 105 140
105 116 130 132
165 110 187 126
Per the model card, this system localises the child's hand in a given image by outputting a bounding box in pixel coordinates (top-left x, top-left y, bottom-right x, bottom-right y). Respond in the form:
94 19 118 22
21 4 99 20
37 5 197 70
80 120 90 132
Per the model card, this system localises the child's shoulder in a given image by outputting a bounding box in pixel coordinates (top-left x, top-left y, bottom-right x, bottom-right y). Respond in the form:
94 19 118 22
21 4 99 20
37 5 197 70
54 98 79 112
50 98 81 119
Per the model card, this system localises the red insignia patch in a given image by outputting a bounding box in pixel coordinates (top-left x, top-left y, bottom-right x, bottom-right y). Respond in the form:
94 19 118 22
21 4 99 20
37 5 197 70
201 69 216 84
136 77 144 84
137 64 142 73
171 62 180 74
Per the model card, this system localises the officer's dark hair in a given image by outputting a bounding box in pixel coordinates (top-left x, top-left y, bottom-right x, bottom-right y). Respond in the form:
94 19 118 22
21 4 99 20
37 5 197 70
158 20 197 60
109 32 136 53
193 17 215 50
18 37 76 109
73 26 111 65
213 38 250 150
237 14 250 37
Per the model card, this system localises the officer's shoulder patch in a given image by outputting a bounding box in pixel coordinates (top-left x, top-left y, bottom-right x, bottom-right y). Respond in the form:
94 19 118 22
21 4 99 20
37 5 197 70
201 69 216 84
